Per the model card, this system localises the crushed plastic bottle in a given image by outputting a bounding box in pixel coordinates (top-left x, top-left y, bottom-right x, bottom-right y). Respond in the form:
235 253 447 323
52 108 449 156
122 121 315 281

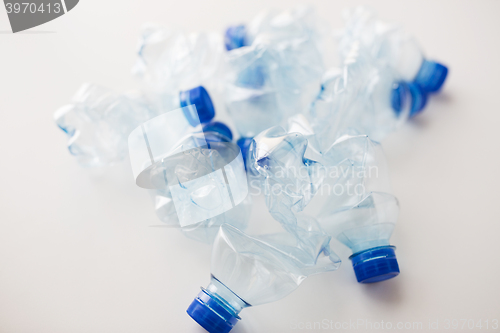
339 6 448 93
55 84 216 167
236 137 253 170
307 134 400 283
306 45 404 150
224 6 325 138
301 7 448 152
187 224 340 333
133 24 225 110
54 84 153 167
224 6 321 51
248 125 399 283
248 126 324 219
129 107 250 243
245 126 339 261
304 38 429 154
338 6 448 115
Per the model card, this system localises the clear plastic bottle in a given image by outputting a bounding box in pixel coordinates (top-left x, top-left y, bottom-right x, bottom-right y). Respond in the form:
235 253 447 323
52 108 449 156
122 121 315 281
236 137 253 170
129 107 250 243
149 120 251 243
311 46 404 147
305 39 428 152
339 6 448 108
54 84 151 167
224 6 320 51
54 84 215 167
306 134 400 283
224 6 325 138
302 7 449 152
187 224 340 333
133 24 225 109
245 125 344 263
225 43 282 137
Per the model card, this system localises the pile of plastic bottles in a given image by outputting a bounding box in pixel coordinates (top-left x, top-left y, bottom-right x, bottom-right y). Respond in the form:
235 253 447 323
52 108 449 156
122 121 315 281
54 6 447 333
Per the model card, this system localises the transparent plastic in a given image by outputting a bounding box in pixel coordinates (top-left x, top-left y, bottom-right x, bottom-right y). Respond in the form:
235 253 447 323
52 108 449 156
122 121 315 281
133 25 225 112
246 126 340 261
338 6 447 89
225 6 324 137
128 108 250 243
187 224 340 332
306 44 410 151
225 6 321 50
54 84 154 167
305 134 400 283
55 84 215 167
248 126 324 222
297 6 447 150
247 127 399 283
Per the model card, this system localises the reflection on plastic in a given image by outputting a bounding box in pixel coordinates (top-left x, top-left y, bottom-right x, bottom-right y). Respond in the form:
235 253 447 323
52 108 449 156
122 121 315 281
128 106 249 227
128 106 205 187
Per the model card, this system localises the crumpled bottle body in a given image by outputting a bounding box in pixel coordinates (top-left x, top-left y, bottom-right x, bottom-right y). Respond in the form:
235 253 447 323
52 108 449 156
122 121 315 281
246 126 335 261
54 84 154 167
133 25 226 112
306 42 408 151
148 135 252 243
187 223 340 333
211 224 340 306
311 134 399 254
247 123 399 283
225 7 325 138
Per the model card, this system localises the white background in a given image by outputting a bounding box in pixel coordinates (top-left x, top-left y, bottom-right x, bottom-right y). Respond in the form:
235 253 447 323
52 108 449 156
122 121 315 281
1 1 499 332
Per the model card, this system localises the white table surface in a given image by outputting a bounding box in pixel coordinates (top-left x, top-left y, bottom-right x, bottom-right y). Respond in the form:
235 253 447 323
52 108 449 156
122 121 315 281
1 0 499 332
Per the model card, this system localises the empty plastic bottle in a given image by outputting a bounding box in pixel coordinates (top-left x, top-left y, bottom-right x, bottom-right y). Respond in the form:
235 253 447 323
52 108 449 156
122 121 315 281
247 126 324 221
236 137 253 170
305 40 424 152
306 134 400 283
247 125 399 283
224 25 247 51
202 121 234 142
55 84 216 167
129 107 250 243
187 224 340 333
54 84 153 167
133 24 225 108
224 6 325 138
224 6 321 51
339 6 448 114
245 126 348 264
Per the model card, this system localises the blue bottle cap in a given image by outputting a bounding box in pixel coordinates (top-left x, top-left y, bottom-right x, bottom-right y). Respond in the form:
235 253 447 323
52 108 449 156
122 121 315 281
391 81 427 118
237 137 253 170
203 121 233 141
179 86 215 126
350 246 400 283
236 137 253 159
407 82 427 118
187 289 240 333
414 59 448 93
224 25 247 51
391 82 409 116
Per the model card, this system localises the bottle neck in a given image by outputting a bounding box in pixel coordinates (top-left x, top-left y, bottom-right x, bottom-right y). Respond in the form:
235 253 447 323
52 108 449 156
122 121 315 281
206 275 249 315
